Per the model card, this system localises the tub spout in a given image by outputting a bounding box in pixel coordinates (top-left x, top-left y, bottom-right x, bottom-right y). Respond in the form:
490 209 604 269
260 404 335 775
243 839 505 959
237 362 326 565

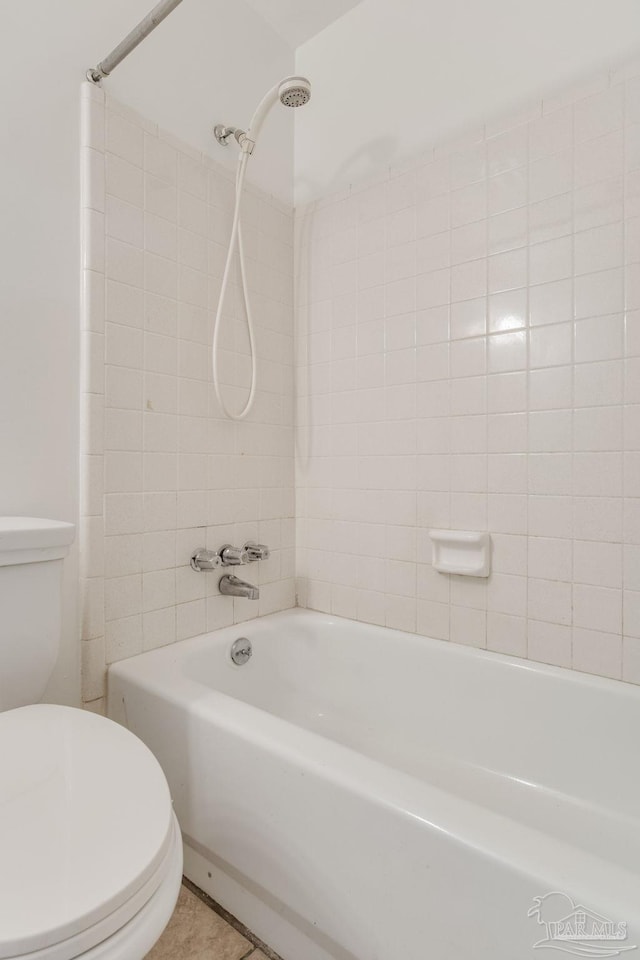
219 574 259 600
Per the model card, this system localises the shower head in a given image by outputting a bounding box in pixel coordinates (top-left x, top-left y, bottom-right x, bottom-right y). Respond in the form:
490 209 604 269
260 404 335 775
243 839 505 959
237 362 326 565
214 76 312 153
278 76 312 109
245 76 311 147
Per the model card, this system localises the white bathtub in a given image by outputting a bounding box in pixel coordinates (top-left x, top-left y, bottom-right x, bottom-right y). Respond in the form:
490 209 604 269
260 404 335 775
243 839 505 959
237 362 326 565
108 609 640 960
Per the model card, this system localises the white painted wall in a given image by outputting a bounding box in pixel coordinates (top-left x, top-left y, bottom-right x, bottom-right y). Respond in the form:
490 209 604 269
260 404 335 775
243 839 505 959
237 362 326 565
0 0 293 705
295 0 640 202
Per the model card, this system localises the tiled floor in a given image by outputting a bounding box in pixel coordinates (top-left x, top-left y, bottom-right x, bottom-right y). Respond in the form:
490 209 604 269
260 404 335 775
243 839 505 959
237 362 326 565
145 884 274 960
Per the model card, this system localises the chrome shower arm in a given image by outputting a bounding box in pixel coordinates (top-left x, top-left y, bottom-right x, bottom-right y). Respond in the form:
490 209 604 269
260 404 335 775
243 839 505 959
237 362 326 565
87 0 185 84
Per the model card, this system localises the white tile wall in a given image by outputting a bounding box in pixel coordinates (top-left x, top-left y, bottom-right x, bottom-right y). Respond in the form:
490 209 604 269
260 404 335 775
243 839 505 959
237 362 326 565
295 56 640 684
80 86 295 708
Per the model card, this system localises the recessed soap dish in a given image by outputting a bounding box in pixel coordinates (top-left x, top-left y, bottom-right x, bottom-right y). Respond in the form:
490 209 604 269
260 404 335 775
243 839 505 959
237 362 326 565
429 530 491 577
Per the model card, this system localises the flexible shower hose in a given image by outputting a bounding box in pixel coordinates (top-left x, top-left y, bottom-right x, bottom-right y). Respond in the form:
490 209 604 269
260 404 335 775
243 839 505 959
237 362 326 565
211 149 257 420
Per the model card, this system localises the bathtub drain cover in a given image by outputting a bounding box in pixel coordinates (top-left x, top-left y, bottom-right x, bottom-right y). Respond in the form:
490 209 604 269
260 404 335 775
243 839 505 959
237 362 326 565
230 637 252 665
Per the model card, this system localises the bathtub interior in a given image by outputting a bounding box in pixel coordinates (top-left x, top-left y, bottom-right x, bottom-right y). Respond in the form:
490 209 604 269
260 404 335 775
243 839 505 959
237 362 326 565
116 610 640 872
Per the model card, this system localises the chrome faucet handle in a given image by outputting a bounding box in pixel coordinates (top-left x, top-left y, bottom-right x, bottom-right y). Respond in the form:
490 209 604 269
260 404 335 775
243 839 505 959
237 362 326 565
243 542 270 562
219 544 249 566
191 548 222 572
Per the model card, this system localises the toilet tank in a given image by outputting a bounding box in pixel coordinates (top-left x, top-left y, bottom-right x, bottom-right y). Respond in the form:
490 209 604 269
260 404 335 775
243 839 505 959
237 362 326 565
0 518 75 711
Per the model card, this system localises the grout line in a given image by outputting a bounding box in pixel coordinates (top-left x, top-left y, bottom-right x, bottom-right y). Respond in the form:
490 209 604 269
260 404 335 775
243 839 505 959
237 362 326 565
523 106 531 661
569 96 576 672
181 877 284 960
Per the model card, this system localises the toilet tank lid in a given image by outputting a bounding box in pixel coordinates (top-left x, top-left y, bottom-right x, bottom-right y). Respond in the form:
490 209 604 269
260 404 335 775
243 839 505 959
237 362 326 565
0 517 75 564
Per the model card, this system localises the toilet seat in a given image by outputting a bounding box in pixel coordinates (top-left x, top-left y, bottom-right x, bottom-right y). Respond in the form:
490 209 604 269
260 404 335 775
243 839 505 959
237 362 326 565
11 814 182 960
10 814 183 960
0 705 180 960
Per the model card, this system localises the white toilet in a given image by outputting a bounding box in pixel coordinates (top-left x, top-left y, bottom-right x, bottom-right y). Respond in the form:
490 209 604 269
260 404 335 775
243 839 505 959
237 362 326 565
0 518 183 960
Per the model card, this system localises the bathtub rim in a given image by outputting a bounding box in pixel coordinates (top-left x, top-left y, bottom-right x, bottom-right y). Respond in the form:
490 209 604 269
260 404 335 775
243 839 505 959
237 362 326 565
109 606 640 702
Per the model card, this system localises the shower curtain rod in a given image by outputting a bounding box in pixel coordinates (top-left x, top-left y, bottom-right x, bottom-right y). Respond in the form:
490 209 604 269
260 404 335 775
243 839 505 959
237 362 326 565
87 0 185 84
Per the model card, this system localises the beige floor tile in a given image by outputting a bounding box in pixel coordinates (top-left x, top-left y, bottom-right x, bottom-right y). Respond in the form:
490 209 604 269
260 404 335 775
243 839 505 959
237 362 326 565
247 952 270 959
145 885 252 960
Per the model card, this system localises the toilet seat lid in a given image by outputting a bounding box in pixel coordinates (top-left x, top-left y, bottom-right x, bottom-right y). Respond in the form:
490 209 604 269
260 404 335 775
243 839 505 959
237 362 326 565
0 705 175 959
